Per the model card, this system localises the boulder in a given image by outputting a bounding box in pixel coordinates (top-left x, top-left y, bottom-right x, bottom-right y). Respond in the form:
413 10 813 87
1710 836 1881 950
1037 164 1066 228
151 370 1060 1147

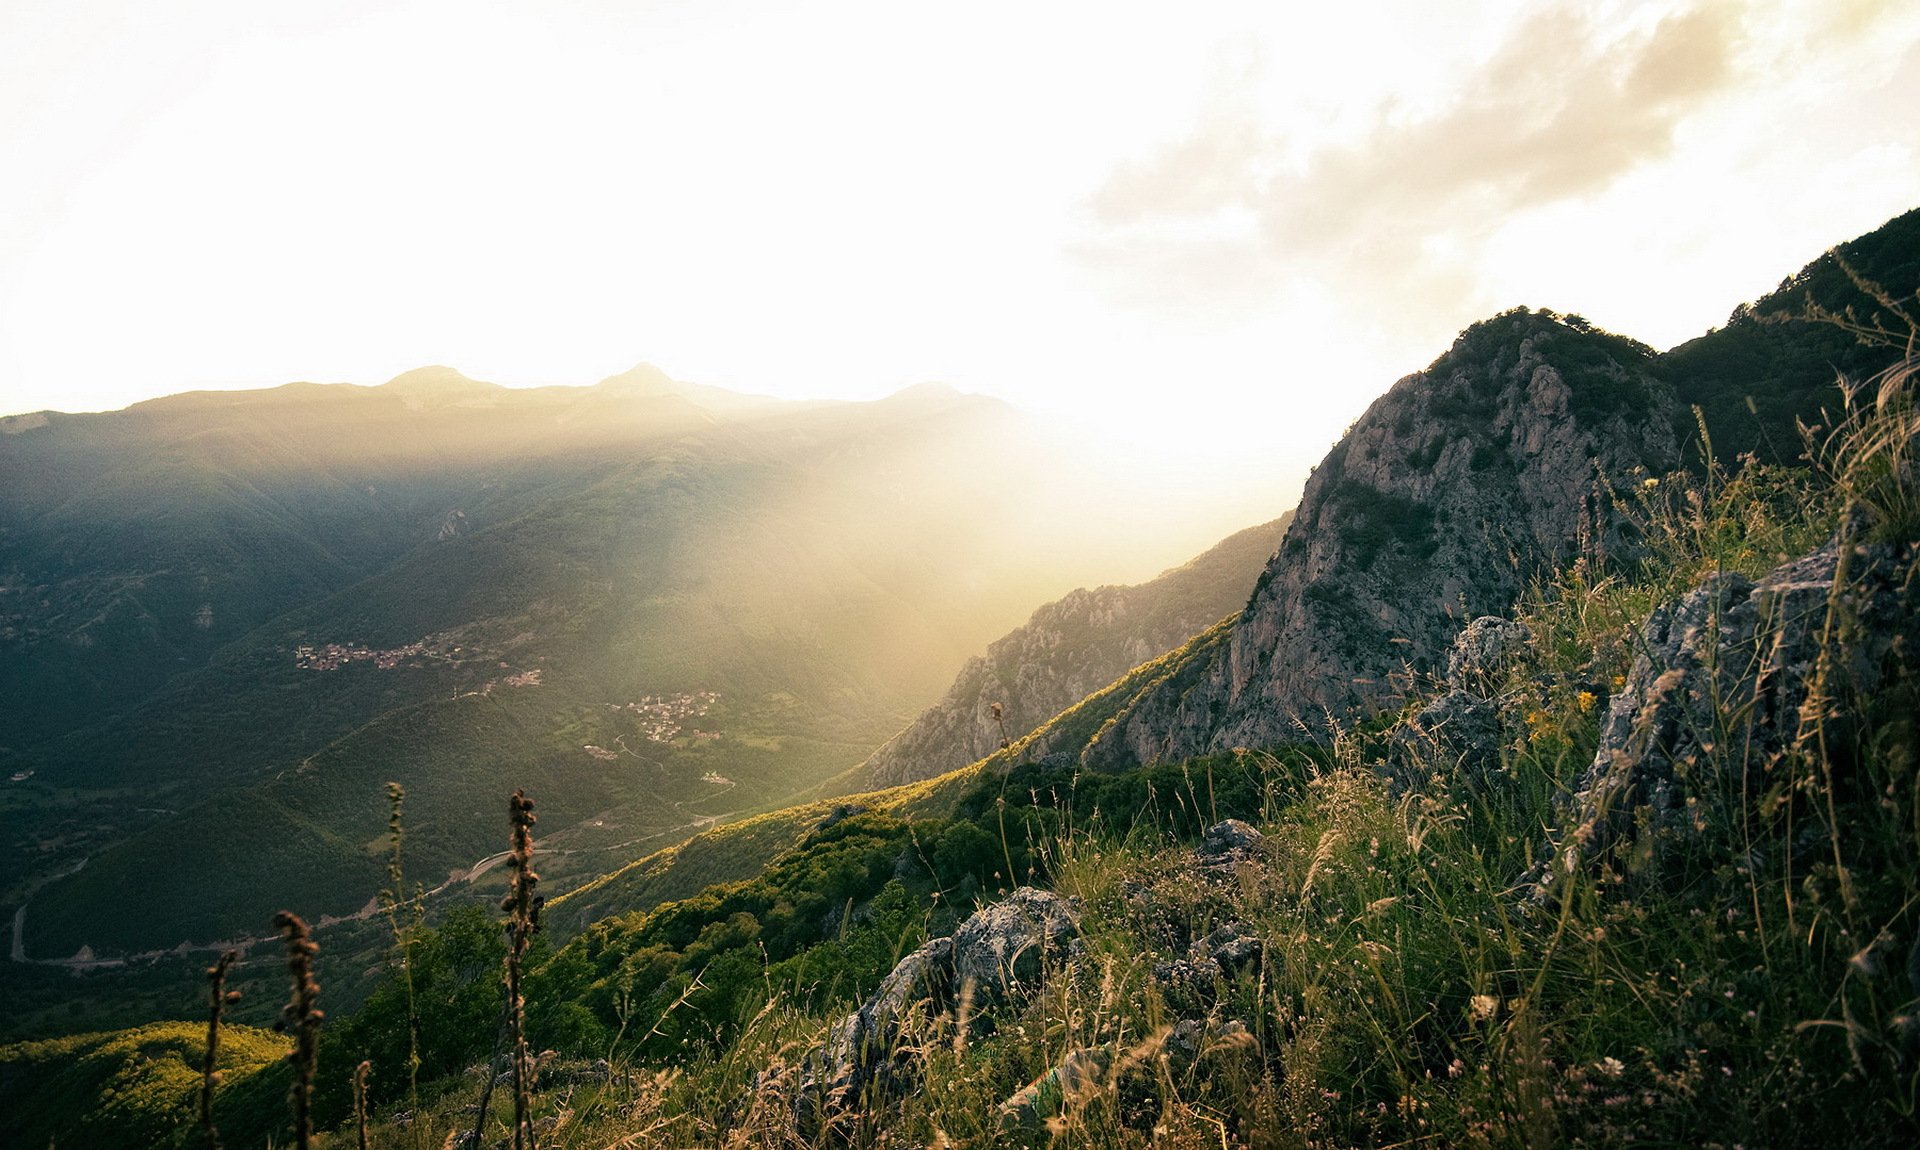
1391 689 1503 787
800 888 1080 1112
1541 533 1918 893
1193 921 1263 974
1197 819 1265 872
951 887 1080 1003
1444 616 1531 694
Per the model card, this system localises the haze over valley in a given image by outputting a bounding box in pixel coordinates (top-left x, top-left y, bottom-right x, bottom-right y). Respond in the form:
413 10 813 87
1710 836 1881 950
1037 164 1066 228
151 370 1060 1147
4 3 1920 1148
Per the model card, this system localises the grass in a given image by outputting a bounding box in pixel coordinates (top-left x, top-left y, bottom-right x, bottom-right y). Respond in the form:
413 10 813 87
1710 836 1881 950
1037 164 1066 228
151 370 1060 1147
9 320 1919 1145
291 360 1915 1148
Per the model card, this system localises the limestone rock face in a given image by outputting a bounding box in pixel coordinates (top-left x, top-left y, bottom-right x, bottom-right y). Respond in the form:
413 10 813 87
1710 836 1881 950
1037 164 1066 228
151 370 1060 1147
858 518 1290 788
808 936 953 1103
1542 533 1919 891
800 887 1079 1107
1389 615 1531 787
1445 616 1533 695
950 886 1081 1003
1082 312 1681 770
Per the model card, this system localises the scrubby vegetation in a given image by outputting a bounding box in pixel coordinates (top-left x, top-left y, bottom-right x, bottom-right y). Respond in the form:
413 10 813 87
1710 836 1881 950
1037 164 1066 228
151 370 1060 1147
7 214 1918 1148
11 351 1913 1147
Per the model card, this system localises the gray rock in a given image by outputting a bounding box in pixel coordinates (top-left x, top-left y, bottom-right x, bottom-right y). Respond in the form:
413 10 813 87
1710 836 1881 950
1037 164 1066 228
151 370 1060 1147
1078 313 1683 771
806 936 954 1103
800 888 1080 1113
1198 819 1265 864
1193 921 1263 973
1540 535 1918 894
950 887 1080 1003
1391 689 1503 786
1444 616 1532 694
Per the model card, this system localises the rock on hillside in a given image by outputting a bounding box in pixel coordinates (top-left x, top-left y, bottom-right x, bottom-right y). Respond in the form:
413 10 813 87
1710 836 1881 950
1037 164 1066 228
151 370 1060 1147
1543 521 1920 894
856 515 1292 788
1075 310 1683 769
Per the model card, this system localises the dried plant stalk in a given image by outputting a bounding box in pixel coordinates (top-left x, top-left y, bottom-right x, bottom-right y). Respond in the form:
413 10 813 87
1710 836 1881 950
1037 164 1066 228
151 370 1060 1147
199 949 240 1150
353 1059 373 1150
272 911 323 1150
503 789 543 1150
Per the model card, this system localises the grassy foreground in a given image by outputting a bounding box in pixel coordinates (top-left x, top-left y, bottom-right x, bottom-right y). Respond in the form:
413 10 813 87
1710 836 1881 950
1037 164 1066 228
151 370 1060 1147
7 360 1919 1147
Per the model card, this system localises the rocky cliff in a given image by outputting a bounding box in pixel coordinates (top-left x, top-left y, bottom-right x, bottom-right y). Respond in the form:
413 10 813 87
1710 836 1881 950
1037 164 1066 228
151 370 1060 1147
967 212 1920 776
854 515 1291 788
1073 310 1685 769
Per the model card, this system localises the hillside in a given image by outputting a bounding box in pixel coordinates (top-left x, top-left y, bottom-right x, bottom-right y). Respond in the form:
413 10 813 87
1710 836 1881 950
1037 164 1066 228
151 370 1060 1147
853 514 1293 789
4 209 1917 1150
1 368 1210 966
984 211 1920 774
36 343 1910 1149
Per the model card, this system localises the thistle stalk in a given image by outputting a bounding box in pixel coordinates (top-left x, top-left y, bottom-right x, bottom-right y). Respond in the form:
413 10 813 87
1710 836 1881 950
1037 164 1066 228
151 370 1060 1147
503 789 543 1150
272 911 323 1150
199 949 240 1150
380 781 424 1115
353 1059 373 1150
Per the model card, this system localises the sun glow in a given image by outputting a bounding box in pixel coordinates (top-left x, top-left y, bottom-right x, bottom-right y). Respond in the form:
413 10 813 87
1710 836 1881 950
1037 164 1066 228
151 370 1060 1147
2 0 1917 517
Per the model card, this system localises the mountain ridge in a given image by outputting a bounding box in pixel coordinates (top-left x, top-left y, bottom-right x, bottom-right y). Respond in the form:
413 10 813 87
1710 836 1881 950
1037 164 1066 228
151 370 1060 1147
852 513 1294 789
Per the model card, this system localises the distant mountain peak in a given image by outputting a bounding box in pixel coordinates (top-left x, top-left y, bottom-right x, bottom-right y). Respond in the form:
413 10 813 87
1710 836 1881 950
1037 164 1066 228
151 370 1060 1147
379 366 499 410
378 368 503 401
381 365 487 391
595 363 679 395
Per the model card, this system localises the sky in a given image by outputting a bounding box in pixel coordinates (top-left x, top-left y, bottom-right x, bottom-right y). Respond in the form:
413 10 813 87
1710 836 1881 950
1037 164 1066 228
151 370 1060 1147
2 0 1918 520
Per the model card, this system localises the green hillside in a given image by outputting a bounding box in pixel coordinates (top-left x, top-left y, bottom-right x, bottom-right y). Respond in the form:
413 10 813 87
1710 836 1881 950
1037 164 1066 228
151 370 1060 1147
0 1021 287 1150
4 371 1197 967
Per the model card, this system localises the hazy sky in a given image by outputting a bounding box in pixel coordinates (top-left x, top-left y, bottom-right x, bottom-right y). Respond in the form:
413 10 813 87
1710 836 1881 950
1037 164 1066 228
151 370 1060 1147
2 0 1917 513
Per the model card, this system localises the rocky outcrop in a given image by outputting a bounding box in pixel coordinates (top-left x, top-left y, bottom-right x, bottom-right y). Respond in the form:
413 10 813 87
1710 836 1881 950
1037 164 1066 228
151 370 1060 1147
1078 312 1682 770
800 887 1080 1107
1445 616 1532 694
950 886 1083 1003
1540 529 1920 892
1389 616 1530 788
799 828 1268 1125
1197 818 1266 871
857 517 1292 788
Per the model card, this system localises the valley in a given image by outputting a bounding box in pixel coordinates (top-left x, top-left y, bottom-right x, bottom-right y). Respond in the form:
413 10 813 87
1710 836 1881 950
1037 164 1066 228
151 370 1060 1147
2 206 1917 1148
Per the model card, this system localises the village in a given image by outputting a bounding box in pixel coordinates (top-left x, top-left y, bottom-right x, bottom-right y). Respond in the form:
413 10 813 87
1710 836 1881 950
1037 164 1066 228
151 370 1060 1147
291 631 473 671
609 690 720 744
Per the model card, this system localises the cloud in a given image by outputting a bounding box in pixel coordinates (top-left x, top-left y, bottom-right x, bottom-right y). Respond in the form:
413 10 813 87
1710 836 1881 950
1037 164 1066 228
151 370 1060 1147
1074 3 1752 318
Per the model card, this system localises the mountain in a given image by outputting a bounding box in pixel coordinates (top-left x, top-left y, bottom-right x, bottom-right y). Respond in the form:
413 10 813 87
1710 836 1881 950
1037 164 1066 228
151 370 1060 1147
6 209 1918 1150
852 514 1293 789
0 368 1204 963
975 208 1920 773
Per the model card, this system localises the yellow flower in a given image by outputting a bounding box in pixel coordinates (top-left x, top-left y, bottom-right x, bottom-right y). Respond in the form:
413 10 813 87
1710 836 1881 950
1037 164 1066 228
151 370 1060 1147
1576 690 1597 713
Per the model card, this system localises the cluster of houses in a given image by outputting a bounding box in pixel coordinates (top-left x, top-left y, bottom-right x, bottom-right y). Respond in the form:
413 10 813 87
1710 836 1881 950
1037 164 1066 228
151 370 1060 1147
610 690 720 743
455 666 544 700
292 633 465 671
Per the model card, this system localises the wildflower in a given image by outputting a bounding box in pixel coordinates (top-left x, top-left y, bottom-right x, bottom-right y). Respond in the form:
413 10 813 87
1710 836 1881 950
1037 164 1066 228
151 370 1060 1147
1597 1056 1625 1078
